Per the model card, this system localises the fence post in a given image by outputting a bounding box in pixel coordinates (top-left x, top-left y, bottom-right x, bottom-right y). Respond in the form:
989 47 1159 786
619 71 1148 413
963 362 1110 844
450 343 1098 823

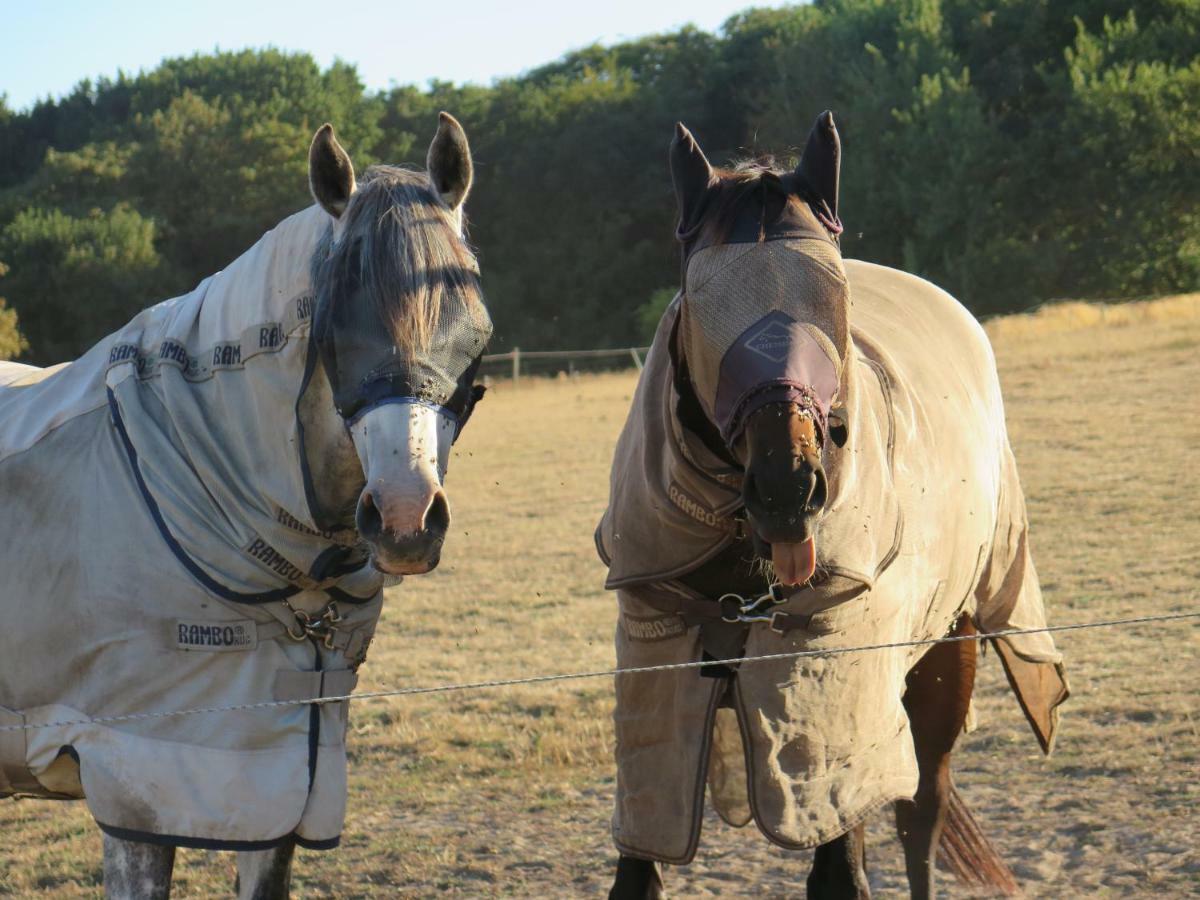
629 347 644 372
511 347 520 388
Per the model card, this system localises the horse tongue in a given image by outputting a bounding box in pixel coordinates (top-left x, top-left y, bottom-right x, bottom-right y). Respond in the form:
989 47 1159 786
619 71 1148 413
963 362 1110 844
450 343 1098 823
772 537 816 587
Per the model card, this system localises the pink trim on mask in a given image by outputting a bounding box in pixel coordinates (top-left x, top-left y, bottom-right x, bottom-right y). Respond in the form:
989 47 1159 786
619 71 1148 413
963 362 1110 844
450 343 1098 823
724 382 830 447
816 210 844 236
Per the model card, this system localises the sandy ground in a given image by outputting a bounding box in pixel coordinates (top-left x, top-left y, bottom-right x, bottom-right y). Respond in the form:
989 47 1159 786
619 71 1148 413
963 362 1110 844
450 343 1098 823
1 296 1197 897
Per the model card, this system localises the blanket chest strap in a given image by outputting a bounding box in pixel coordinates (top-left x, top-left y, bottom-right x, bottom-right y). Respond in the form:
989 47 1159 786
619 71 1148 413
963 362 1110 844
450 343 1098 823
258 617 373 667
632 586 817 635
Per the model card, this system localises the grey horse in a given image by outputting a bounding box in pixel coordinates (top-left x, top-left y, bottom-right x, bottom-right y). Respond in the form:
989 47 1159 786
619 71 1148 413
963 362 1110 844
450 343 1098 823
0 114 489 898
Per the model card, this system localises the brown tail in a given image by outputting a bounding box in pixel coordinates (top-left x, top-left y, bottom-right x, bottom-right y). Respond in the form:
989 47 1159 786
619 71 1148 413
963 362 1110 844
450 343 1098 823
936 785 1022 896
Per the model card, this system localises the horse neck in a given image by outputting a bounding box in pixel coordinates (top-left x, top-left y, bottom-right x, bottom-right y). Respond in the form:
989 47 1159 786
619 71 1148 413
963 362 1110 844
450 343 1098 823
209 205 358 528
297 355 361 531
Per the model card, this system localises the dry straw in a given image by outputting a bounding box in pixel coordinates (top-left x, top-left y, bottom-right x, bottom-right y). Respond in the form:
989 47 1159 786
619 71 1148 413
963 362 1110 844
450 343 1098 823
984 292 1200 340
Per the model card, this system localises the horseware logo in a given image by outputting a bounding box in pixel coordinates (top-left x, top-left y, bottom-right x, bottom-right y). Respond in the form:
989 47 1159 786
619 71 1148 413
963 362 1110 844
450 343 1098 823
622 614 686 642
243 536 310 586
212 342 242 368
158 339 191 368
258 324 285 349
175 620 258 651
668 481 723 528
108 343 139 365
744 318 794 363
275 506 341 541
711 470 742 489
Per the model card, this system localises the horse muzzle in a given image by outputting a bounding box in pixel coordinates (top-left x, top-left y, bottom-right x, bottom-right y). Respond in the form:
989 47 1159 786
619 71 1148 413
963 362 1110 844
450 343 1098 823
356 487 450 575
744 459 825 586
742 461 827 540
741 400 829 586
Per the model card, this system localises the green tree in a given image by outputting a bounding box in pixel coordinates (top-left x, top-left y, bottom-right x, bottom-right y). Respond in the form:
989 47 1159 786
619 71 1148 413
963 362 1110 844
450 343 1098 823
0 141 132 221
0 205 169 364
635 287 679 342
0 261 29 360
127 90 311 285
1049 11 1200 298
0 14 1196 356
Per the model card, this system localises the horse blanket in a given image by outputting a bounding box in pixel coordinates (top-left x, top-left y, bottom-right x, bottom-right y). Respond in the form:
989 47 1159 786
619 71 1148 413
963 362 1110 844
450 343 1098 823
596 259 1069 861
0 205 388 849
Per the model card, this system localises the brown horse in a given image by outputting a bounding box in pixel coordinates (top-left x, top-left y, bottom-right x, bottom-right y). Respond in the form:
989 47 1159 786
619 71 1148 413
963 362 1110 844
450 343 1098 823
598 112 1069 898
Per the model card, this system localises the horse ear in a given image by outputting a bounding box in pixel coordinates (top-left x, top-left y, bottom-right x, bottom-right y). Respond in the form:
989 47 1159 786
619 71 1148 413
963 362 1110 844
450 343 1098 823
309 124 356 219
427 111 474 211
796 110 840 221
670 122 714 236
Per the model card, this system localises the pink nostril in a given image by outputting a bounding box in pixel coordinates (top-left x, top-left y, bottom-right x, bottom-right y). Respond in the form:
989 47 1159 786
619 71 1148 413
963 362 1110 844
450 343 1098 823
355 488 384 540
357 486 450 539
424 490 450 535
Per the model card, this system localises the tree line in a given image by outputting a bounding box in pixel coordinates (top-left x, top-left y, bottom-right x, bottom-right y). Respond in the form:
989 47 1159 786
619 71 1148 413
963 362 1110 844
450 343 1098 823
1 0 1196 364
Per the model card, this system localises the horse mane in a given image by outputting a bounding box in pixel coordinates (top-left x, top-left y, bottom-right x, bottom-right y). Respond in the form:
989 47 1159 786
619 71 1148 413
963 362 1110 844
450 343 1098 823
313 165 484 358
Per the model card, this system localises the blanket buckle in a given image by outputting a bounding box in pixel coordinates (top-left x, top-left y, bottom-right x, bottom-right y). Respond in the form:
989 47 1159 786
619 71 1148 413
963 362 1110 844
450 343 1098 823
282 598 343 648
718 583 788 625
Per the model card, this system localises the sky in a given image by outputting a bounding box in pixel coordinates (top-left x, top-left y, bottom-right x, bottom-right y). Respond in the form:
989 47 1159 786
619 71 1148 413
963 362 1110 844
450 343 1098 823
1 0 794 112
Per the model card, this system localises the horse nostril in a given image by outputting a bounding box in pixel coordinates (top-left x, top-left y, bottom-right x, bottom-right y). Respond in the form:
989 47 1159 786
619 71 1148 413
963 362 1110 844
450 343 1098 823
423 491 450 537
806 465 828 511
742 472 761 511
355 489 383 540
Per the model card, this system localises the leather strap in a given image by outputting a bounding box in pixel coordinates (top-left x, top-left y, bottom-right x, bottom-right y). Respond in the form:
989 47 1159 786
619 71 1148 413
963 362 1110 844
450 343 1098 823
632 586 814 634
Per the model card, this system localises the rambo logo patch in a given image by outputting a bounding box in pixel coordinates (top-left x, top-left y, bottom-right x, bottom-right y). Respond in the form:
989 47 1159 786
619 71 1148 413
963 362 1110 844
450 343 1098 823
258 324 284 349
175 620 257 651
244 537 310 587
622 613 687 642
275 506 339 541
108 343 140 365
668 481 725 529
211 342 242 368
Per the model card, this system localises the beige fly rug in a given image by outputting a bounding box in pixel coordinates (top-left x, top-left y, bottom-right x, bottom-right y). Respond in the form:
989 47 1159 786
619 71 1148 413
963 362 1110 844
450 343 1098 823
596 256 1069 863
0 205 389 850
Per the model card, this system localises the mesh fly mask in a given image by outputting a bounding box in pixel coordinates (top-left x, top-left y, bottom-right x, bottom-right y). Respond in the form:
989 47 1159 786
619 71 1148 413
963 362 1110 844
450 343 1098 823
674 205 849 459
311 239 492 435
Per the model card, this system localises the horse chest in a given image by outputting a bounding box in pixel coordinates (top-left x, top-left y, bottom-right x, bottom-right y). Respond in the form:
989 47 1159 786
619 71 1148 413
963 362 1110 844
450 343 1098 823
676 536 770 601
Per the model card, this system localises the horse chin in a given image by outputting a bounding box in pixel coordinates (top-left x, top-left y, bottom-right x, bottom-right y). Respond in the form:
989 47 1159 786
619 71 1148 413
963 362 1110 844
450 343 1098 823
369 547 442 577
770 537 817 587
749 520 820 588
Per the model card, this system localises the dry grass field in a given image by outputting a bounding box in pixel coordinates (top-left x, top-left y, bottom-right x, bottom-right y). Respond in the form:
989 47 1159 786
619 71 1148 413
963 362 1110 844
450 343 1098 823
1 294 1197 897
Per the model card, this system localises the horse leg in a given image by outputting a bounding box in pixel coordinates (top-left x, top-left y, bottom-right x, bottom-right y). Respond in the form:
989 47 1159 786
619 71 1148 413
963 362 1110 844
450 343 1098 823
608 854 665 900
102 833 176 899
894 613 977 900
235 839 296 900
807 823 871 899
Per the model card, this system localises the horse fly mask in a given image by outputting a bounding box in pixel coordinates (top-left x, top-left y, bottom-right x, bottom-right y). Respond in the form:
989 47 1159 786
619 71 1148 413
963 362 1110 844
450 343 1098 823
675 228 848 452
311 242 492 437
